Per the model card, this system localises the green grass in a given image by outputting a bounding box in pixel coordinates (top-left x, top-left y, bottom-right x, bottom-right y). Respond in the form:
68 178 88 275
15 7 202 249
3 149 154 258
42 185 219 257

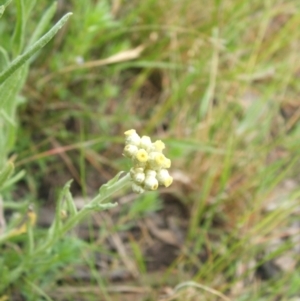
1 0 300 300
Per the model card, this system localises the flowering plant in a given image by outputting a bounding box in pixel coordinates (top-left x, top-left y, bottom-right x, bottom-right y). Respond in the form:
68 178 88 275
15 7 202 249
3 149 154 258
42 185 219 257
0 3 174 299
0 2 175 299
0 128 172 296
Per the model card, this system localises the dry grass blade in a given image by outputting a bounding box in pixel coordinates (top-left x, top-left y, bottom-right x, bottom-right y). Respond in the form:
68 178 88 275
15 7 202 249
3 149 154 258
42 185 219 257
39 45 145 85
49 285 151 301
174 281 231 301
62 44 145 72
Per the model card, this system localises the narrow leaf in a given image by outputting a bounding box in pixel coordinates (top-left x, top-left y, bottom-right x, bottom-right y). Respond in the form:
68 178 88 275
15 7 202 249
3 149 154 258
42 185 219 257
65 189 78 216
3 0 12 8
99 171 124 197
0 109 17 126
0 5 4 18
0 161 14 189
47 180 73 239
27 2 57 49
85 202 118 211
0 46 10 70
0 12 72 85
12 0 26 54
0 67 27 165
23 0 37 20
0 169 25 191
0 66 26 108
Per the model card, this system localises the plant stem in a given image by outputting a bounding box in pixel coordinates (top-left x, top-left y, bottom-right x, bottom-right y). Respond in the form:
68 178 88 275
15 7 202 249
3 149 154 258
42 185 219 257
34 173 131 255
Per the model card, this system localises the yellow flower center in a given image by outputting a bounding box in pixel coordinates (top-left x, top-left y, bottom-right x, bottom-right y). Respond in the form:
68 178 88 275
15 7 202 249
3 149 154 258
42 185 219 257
136 149 148 162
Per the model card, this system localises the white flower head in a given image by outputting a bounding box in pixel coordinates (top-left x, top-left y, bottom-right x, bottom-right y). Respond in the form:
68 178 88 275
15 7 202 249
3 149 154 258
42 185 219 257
124 129 173 193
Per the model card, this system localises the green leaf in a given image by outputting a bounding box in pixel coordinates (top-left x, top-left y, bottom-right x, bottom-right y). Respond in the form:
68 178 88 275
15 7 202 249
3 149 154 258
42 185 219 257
0 109 17 126
2 0 12 8
0 46 9 71
82 172 129 212
85 202 118 211
0 262 10 291
12 0 26 55
23 0 37 19
0 5 4 18
0 12 73 85
0 66 27 108
0 66 27 165
99 171 124 197
0 169 26 191
6 264 25 288
47 180 74 242
0 161 14 188
58 180 73 208
26 1 57 49
0 0 12 20
65 187 78 217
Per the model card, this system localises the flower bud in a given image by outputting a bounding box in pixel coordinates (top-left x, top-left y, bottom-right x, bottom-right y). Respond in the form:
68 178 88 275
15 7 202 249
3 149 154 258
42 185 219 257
60 210 68 220
124 129 137 136
148 152 167 169
152 140 165 152
123 144 138 158
125 130 141 146
162 157 171 169
156 169 173 187
163 176 173 187
144 176 159 191
156 169 169 183
130 167 144 177
132 172 145 184
145 169 156 178
140 135 152 151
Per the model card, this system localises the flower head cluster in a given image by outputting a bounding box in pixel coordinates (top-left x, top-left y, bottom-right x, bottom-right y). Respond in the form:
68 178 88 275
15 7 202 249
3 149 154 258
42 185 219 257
123 129 173 194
